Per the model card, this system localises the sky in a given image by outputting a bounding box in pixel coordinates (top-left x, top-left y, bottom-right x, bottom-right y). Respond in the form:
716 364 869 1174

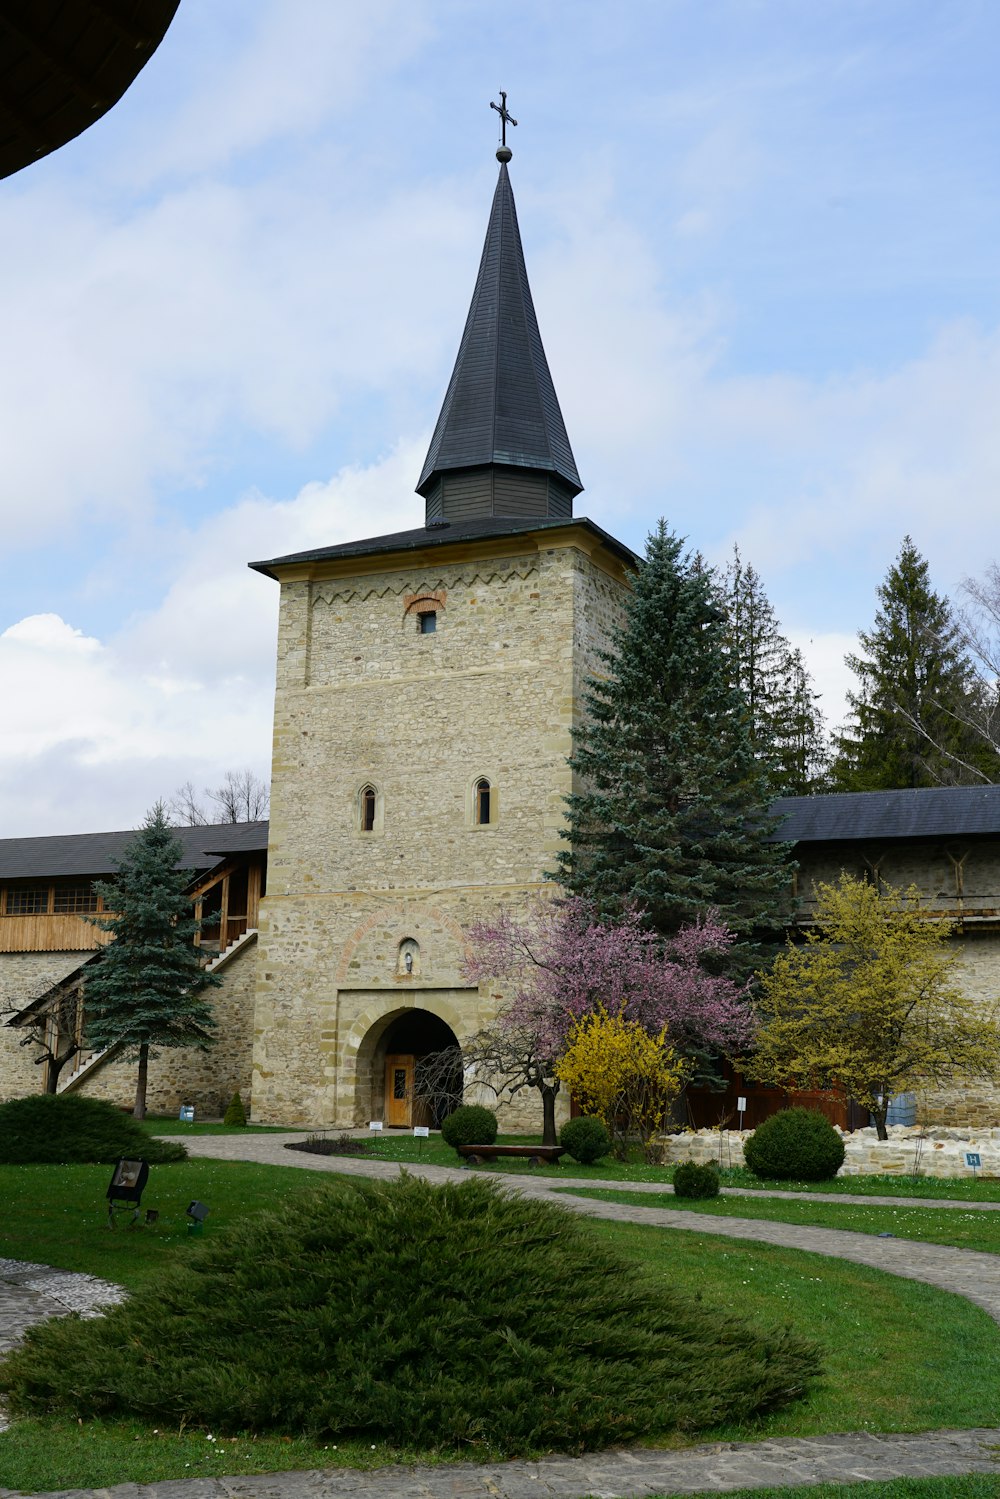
3 0 1000 836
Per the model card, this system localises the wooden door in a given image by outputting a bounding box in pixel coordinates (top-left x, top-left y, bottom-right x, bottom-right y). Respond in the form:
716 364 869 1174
385 1054 414 1127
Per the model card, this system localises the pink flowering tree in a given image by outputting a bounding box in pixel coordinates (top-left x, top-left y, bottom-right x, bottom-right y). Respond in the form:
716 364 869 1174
461 898 755 1142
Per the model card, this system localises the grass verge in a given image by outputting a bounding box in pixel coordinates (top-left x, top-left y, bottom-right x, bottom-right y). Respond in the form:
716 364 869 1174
558 1187 1000 1255
648 1480 1000 1499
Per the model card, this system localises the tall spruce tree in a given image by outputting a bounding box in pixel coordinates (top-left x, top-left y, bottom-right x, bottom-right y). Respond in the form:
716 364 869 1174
721 548 828 795
557 522 793 968
85 804 220 1119
831 537 998 790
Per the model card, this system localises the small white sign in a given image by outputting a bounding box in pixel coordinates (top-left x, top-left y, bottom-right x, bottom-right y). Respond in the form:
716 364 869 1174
737 1097 747 1113
966 1151 982 1169
369 1120 384 1132
413 1126 430 1138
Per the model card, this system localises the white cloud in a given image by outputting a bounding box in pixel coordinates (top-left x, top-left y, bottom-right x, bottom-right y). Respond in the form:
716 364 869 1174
786 630 857 738
0 445 423 836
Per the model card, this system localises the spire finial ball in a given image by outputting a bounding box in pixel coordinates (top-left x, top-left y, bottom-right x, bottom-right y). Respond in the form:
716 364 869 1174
496 144 512 164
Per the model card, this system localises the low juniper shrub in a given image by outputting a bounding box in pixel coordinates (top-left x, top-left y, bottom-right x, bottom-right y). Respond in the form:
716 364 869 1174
0 1174 819 1454
560 1115 611 1165
0 1094 185 1164
672 1161 720 1199
222 1091 247 1127
440 1103 498 1149
743 1107 845 1182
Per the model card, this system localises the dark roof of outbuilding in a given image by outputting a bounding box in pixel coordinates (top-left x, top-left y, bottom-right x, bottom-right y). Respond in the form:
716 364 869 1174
771 787 1000 843
249 514 639 580
415 162 582 501
0 821 269 881
0 0 181 183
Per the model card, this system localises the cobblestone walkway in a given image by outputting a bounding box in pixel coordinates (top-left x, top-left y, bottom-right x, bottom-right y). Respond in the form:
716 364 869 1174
2 1134 1000 1498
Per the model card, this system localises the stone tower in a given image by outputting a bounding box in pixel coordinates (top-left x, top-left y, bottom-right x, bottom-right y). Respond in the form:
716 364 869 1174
248 133 635 1127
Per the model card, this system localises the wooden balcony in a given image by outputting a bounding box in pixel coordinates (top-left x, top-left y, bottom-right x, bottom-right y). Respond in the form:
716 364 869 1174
0 914 111 953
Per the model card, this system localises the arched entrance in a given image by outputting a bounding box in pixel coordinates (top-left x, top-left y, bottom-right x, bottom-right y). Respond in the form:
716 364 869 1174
357 1009 462 1128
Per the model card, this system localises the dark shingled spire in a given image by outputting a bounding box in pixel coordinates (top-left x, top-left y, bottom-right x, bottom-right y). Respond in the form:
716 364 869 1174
416 161 583 523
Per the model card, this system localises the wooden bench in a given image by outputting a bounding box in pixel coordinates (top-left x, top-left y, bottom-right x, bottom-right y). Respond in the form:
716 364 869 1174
456 1144 565 1167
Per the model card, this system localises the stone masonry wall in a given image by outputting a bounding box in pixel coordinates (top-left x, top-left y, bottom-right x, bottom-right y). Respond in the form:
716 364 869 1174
0 951 84 1100
252 532 630 1126
660 1125 1000 1179
69 939 257 1118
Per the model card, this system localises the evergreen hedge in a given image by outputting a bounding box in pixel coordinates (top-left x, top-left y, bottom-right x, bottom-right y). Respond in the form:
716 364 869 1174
0 1176 818 1453
223 1091 247 1127
560 1115 611 1164
0 1094 185 1164
672 1161 720 1198
440 1104 498 1149
744 1107 845 1182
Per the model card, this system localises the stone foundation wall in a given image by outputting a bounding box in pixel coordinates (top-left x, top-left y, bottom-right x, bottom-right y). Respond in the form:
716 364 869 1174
659 1124 1000 1179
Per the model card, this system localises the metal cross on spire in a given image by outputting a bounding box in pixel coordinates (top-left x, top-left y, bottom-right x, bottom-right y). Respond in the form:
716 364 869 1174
490 90 517 162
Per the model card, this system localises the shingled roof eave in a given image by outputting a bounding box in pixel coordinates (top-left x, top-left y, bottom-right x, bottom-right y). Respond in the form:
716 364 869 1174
248 513 639 581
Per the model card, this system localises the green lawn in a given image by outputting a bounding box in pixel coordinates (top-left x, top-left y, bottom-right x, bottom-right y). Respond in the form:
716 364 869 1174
0 1161 319 1294
558 1186 1000 1255
3 1159 1000 1490
654 1481 1000 1499
141 1116 304 1136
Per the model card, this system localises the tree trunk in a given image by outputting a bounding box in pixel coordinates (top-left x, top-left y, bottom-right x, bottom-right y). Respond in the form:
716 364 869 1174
540 1081 559 1146
133 1042 149 1120
45 1043 79 1094
873 1104 889 1142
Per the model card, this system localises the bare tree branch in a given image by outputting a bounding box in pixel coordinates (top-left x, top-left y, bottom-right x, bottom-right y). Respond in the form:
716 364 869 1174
168 770 269 826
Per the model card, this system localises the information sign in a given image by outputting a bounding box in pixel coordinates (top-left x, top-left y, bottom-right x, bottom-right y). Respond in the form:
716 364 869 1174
413 1126 430 1138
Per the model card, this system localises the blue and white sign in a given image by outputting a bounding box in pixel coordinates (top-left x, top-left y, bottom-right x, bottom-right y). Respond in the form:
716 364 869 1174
966 1152 982 1169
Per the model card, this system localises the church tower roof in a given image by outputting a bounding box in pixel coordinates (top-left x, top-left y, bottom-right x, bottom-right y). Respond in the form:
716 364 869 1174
416 114 582 523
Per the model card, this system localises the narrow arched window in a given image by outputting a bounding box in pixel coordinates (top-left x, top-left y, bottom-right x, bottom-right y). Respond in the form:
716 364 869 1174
360 784 377 833
475 778 491 826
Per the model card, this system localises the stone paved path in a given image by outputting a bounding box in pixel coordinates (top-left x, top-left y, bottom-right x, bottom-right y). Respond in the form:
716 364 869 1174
2 1133 1000 1498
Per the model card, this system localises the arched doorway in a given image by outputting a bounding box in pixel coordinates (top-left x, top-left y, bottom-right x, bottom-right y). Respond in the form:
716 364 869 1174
358 1009 462 1128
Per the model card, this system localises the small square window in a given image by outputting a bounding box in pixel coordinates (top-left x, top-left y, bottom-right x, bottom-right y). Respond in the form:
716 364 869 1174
417 611 437 634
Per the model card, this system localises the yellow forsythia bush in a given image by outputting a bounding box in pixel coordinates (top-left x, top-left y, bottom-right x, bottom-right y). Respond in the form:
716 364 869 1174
555 1006 688 1160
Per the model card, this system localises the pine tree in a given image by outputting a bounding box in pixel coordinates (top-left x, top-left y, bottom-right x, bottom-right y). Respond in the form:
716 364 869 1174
84 804 220 1119
557 521 793 967
832 537 997 790
777 646 830 796
721 548 828 795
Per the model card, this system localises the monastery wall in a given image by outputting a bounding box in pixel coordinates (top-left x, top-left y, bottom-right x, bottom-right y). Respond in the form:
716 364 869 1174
0 951 83 1100
62 939 257 1118
252 536 628 1126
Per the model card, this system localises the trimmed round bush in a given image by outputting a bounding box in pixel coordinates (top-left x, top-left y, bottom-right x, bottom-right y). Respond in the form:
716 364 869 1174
0 1175 818 1453
743 1107 845 1182
223 1091 247 1127
0 1094 185 1164
672 1161 720 1199
440 1103 498 1149
560 1115 610 1165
